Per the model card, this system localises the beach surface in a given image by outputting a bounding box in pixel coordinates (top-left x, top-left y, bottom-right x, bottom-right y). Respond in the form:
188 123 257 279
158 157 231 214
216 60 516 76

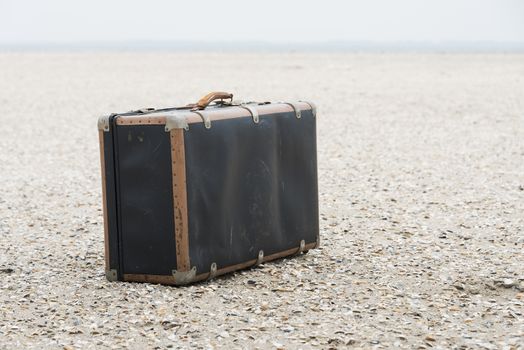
0 52 523 349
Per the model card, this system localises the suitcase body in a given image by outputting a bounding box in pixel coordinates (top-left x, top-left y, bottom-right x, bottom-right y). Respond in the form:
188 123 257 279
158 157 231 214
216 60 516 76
97 92 319 285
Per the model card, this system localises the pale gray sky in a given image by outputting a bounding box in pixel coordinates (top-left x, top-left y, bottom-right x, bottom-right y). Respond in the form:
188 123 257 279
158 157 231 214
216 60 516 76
1 0 523 48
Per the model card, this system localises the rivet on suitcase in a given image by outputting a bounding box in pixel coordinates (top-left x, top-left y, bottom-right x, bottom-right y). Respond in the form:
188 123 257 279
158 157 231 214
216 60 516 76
97 92 319 285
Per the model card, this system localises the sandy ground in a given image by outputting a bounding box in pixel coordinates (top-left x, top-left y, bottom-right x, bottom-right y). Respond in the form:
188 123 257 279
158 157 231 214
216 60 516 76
0 53 523 349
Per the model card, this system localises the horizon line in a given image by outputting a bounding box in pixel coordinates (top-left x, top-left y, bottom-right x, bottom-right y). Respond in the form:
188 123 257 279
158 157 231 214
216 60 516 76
2 40 524 53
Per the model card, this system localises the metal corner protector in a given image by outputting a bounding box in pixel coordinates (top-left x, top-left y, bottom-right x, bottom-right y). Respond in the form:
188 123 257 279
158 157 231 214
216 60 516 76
165 115 189 132
172 266 197 285
105 269 118 281
98 115 111 132
299 100 317 117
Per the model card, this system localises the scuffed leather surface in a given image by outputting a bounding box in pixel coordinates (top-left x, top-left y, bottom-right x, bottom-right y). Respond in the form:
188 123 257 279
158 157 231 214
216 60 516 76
115 125 177 275
184 110 318 274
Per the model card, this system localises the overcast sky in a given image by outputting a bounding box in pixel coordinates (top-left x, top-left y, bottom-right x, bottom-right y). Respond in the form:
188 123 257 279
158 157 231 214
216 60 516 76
1 0 523 48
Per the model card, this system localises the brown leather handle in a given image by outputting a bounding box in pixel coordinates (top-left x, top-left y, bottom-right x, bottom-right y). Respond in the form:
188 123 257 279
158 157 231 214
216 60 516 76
195 91 233 109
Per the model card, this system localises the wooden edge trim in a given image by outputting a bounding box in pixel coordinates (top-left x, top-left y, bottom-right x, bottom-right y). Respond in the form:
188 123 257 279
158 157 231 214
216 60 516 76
170 129 190 272
123 274 176 285
114 102 314 126
266 242 317 262
122 242 317 286
98 130 110 270
116 115 167 126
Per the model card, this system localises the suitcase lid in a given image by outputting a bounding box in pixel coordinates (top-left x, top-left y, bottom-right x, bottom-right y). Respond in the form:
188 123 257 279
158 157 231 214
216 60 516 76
98 92 316 132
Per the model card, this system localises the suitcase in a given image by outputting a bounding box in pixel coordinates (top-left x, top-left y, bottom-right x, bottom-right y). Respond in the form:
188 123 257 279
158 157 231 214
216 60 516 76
97 92 319 285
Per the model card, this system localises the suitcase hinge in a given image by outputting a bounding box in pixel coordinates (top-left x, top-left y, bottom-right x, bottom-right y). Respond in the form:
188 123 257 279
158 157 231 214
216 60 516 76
105 269 118 282
208 262 218 280
239 104 259 124
98 115 111 132
165 115 189 132
192 111 211 129
298 240 306 254
255 250 264 266
282 102 302 119
172 266 197 285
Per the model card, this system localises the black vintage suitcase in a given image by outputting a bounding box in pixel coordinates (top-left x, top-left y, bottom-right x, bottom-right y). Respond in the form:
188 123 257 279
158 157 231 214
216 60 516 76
98 92 319 285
